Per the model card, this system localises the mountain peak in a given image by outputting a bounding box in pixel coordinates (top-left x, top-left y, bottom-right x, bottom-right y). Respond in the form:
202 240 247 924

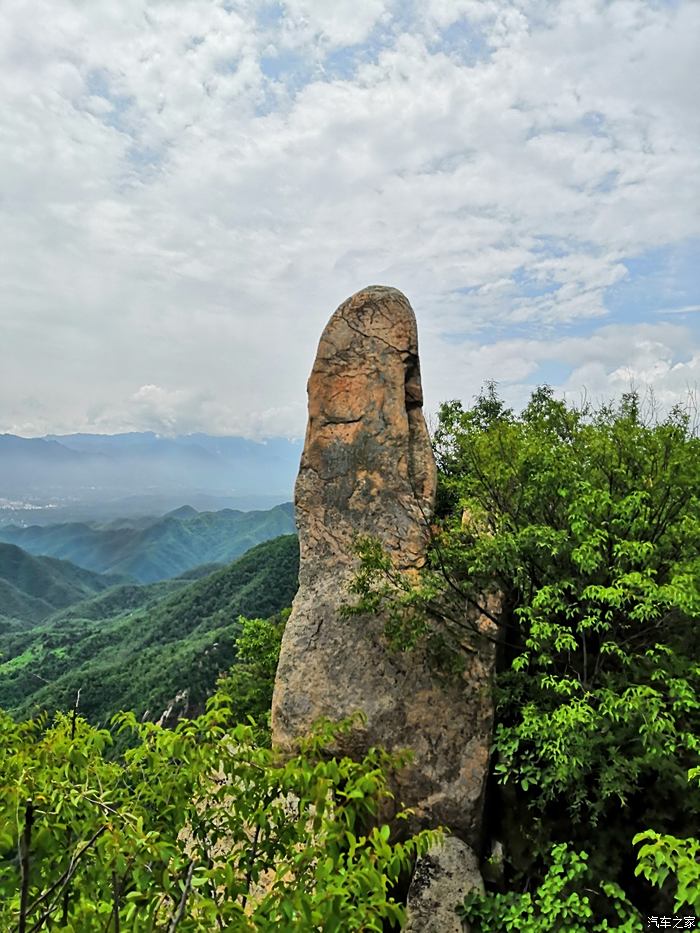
165 505 199 519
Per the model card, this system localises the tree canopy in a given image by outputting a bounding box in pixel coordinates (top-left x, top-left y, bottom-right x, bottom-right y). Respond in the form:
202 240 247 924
0 689 433 931
354 384 700 921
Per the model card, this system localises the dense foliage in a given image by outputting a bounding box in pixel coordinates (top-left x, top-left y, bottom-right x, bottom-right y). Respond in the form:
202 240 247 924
460 844 640 931
0 543 123 629
0 683 434 931
354 385 700 919
219 612 288 742
0 534 299 723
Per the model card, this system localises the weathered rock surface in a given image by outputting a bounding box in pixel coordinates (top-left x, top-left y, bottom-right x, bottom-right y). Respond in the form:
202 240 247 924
405 836 483 933
271 285 496 844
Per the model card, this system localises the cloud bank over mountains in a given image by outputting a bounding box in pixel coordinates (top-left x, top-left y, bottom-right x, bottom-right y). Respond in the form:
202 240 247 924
1 0 698 437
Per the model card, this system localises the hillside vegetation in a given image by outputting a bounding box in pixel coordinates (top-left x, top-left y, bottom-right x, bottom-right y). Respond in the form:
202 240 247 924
0 693 431 931
0 543 124 629
0 502 295 582
355 385 700 923
1 388 698 928
0 534 299 724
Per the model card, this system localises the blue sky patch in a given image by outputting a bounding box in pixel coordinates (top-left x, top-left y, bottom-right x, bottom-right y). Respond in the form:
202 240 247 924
606 238 700 325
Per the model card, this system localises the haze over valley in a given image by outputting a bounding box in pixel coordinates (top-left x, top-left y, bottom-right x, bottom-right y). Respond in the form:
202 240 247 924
0 431 301 523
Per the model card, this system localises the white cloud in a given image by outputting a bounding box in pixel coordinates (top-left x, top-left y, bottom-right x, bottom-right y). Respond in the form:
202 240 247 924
423 0 499 31
91 384 307 439
279 0 390 48
422 321 700 422
0 0 698 437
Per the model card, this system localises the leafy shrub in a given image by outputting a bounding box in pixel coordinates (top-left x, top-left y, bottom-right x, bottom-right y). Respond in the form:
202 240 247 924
634 829 700 914
0 686 435 931
351 385 700 909
461 843 641 931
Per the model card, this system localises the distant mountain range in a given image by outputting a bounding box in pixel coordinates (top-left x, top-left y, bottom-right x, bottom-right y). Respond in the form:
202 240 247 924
0 543 126 628
0 432 303 723
0 431 302 522
0 534 300 724
0 502 296 583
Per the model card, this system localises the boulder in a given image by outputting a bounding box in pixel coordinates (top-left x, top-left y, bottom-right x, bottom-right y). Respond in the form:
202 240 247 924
405 836 484 933
271 285 496 844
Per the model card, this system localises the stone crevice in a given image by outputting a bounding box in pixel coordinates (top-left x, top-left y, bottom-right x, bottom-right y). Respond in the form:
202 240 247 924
339 308 411 358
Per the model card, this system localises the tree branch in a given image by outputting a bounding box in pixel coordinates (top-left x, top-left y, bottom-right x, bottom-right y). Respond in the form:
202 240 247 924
167 861 195 933
26 826 106 932
18 800 34 933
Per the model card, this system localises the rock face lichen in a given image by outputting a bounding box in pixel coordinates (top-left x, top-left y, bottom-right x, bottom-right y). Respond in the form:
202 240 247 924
405 837 483 933
271 285 495 845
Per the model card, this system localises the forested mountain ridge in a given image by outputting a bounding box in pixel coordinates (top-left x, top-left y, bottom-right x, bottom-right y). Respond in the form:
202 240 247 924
0 502 295 582
0 543 125 628
0 534 299 724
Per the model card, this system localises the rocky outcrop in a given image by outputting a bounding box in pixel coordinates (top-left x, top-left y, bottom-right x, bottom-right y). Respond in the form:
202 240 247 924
289 284 436 574
154 688 195 728
405 836 483 933
271 285 496 845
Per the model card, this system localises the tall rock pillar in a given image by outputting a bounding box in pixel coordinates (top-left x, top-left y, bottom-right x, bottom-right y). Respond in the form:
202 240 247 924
271 286 495 846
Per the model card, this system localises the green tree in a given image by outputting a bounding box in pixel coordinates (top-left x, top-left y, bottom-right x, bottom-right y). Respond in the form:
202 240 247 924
0 687 435 931
219 611 288 741
352 385 700 912
460 844 641 931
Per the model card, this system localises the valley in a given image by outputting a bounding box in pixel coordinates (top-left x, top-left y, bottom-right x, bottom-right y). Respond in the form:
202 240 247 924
0 532 299 725
0 501 295 583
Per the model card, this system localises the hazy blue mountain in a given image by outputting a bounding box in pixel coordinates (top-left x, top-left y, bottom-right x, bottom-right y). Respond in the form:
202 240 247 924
0 435 83 462
0 503 295 583
0 432 301 523
0 534 300 724
0 580 54 630
0 543 123 627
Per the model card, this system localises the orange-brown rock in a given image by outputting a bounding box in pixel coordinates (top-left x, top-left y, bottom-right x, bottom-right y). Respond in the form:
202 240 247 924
271 285 495 846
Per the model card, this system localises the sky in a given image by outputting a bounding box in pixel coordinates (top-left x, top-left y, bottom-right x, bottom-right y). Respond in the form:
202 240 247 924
1 0 698 439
